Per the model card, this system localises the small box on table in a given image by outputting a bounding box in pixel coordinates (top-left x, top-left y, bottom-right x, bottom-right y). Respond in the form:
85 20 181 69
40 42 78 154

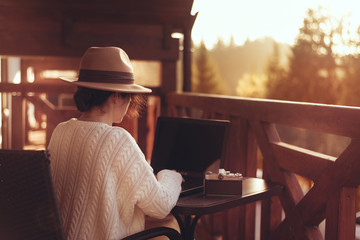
204 169 243 196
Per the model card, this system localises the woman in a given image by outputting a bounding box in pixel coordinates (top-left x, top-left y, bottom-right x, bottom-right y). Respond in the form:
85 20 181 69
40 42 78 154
48 47 182 240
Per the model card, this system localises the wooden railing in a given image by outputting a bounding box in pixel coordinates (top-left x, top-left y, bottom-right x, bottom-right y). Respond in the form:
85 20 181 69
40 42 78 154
2 83 360 239
0 82 160 152
166 92 360 240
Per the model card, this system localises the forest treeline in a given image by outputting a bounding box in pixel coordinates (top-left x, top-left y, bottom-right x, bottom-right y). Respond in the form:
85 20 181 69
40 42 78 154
195 36 290 96
192 7 360 107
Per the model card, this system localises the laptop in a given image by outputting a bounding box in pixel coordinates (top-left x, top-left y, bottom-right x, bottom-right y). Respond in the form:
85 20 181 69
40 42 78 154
150 117 231 196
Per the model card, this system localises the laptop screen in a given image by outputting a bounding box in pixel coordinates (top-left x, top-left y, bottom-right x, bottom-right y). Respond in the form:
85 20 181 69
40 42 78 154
150 117 230 175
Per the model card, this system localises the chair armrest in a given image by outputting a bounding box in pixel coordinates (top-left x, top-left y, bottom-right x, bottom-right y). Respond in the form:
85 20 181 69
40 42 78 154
121 227 182 240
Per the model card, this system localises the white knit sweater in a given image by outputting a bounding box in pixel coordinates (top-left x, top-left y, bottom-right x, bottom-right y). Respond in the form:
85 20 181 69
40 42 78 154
48 119 182 240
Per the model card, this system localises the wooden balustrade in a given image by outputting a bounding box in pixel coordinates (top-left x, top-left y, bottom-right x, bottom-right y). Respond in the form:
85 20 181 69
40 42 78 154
166 92 360 240
0 82 160 151
2 84 360 239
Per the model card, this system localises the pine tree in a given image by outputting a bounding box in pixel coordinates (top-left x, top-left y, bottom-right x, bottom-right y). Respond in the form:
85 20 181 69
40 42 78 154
339 32 360 106
287 7 342 104
192 41 226 94
266 42 289 100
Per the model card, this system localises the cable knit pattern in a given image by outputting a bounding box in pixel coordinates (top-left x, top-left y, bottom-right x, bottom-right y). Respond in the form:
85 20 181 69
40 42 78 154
48 119 182 240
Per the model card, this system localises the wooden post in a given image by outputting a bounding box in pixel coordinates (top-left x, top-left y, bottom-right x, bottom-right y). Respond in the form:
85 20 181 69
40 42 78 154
1 58 11 149
11 94 25 149
160 61 177 116
183 28 192 92
325 187 356 240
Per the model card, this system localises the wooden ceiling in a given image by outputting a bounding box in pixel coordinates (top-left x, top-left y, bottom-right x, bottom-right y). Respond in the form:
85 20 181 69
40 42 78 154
0 0 196 60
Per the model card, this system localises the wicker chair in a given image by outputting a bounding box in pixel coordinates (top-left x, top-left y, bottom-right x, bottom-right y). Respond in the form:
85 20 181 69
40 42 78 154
0 149 181 240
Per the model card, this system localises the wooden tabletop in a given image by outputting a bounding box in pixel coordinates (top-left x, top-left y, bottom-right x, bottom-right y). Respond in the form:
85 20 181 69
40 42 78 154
172 177 283 216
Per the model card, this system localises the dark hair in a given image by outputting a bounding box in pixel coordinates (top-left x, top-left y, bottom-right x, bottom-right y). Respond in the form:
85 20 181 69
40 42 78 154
74 87 146 118
74 87 113 112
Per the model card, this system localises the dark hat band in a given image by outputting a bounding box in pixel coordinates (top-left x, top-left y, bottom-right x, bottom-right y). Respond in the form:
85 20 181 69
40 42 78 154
78 69 134 84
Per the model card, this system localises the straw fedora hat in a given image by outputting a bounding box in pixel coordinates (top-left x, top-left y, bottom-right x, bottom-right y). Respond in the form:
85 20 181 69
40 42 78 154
61 46 152 93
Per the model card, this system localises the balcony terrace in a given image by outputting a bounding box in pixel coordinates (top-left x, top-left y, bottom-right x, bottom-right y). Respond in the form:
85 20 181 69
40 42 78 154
0 0 359 239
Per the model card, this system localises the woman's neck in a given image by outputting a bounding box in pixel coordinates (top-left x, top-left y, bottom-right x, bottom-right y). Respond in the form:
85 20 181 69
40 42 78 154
78 109 113 126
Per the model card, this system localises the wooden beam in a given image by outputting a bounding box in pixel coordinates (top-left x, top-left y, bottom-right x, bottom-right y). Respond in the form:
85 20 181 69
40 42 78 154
166 92 360 138
0 83 161 97
160 61 177 116
0 59 11 149
325 187 356 240
0 82 76 94
0 0 194 27
0 29 180 60
11 95 25 149
272 142 335 181
0 0 192 59
182 12 197 92
271 140 360 239
21 57 80 70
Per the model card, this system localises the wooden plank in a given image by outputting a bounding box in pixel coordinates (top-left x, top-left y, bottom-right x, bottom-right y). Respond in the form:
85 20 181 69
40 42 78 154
225 117 248 173
0 59 11 149
261 168 283 240
224 206 246 239
251 122 304 206
0 12 165 39
0 83 159 96
166 92 360 138
272 142 335 181
0 6 180 59
0 0 193 10
261 196 282 240
11 95 25 149
0 0 194 28
337 187 356 239
21 57 80 71
144 96 160 160
244 202 256 240
325 187 356 240
246 125 258 177
271 140 360 239
0 82 76 94
0 30 179 60
0 0 192 59
160 61 177 116
182 26 193 91
249 121 325 240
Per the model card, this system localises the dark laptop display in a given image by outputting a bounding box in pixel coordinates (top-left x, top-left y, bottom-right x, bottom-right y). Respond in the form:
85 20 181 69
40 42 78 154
150 117 230 195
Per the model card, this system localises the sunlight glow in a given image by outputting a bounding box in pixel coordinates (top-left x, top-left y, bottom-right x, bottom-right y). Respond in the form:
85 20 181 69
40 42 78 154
27 67 35 83
40 70 77 79
192 0 360 52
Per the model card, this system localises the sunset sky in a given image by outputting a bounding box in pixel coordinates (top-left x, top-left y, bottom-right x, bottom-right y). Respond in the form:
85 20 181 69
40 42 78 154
191 0 360 49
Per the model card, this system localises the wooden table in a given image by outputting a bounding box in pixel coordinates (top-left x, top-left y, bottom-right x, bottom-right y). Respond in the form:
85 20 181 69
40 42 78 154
171 177 283 239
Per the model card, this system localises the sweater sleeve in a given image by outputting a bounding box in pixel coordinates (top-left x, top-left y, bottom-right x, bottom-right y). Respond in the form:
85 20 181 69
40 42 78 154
136 168 182 219
115 130 182 220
